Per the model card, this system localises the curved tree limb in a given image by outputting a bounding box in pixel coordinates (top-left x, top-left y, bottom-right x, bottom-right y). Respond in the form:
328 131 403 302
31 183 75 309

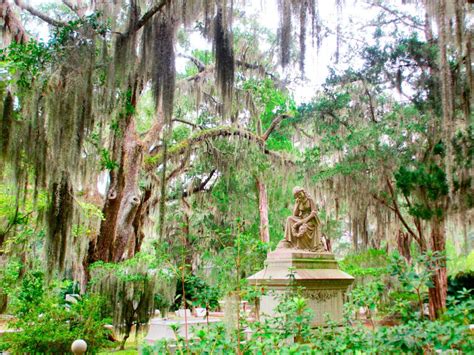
121 0 168 37
62 0 86 17
178 53 206 73
171 118 199 129
182 169 216 198
144 126 264 170
1 0 29 43
144 125 296 173
236 59 279 82
14 0 66 27
262 114 292 141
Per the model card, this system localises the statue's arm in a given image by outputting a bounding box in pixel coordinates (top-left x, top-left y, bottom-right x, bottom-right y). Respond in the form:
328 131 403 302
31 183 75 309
297 198 318 225
292 203 299 217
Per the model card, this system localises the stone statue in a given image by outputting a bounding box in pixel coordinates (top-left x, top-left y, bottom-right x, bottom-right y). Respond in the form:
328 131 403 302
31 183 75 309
277 186 323 251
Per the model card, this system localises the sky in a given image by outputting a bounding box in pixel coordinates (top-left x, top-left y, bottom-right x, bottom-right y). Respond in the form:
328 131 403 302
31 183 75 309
23 0 419 103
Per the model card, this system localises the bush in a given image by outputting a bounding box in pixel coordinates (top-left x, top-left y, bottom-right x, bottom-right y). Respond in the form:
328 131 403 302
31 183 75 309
0 272 112 353
173 274 220 311
340 248 389 277
142 292 474 354
154 293 171 316
448 270 474 297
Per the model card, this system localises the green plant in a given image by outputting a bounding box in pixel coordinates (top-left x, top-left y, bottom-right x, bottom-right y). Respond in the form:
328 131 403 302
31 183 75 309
99 148 119 170
142 288 474 354
448 271 474 297
154 293 171 317
347 280 385 328
0 272 111 353
173 274 220 311
389 251 443 320
340 248 389 277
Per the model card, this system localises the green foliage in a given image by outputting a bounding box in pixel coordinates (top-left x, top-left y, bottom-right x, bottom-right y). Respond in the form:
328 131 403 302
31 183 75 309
174 274 220 310
347 281 385 321
0 258 22 295
202 231 269 296
142 291 474 354
448 271 474 297
89 252 173 341
135 90 155 134
0 271 111 353
172 126 191 144
0 14 108 89
388 251 443 293
154 293 171 315
0 40 50 88
90 252 159 283
99 148 119 170
340 249 389 277
243 78 297 151
395 163 449 204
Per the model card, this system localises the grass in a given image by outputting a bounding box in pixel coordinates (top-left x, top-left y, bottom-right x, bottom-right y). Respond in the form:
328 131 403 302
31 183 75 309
98 329 145 355
98 348 138 355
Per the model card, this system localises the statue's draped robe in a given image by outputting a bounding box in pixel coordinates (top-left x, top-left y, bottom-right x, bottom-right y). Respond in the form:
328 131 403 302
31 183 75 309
283 197 321 251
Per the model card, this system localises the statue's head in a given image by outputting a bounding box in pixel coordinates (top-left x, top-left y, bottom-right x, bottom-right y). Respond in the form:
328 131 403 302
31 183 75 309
293 186 305 200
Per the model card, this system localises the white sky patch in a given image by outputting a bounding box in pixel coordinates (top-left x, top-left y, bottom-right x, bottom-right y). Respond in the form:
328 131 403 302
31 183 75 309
20 0 424 103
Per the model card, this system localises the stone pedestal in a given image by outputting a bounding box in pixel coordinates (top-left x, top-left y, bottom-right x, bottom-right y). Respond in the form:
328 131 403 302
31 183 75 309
248 248 354 325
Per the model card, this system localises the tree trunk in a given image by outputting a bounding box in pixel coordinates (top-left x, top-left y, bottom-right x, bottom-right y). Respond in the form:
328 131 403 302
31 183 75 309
87 85 146 265
361 213 369 250
255 178 270 243
463 220 469 256
397 230 411 263
428 216 447 320
112 120 143 262
181 197 194 271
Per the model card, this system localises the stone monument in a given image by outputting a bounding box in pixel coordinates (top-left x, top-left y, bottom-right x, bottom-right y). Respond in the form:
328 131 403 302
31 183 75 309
248 187 354 325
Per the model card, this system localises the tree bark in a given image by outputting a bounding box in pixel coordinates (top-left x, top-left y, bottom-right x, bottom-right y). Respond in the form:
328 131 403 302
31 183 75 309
397 230 411 263
428 215 447 320
112 120 143 262
255 178 270 243
88 85 146 265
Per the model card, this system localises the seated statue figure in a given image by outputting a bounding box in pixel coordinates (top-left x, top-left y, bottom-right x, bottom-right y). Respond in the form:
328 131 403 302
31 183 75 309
277 186 324 251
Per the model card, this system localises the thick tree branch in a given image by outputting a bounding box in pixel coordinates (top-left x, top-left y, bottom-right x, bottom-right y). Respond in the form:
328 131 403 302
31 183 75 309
182 169 216 198
62 0 85 17
236 59 279 81
385 177 424 248
1 0 29 43
368 1 424 31
262 114 291 141
166 149 191 182
145 126 264 170
122 0 168 37
165 170 217 201
364 86 377 123
14 0 66 27
179 53 206 72
172 118 199 128
371 193 396 212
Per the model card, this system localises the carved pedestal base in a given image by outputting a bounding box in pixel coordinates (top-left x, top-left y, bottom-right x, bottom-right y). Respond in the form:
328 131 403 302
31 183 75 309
248 248 354 326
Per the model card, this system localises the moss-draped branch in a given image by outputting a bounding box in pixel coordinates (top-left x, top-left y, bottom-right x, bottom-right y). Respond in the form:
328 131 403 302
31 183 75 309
144 126 264 170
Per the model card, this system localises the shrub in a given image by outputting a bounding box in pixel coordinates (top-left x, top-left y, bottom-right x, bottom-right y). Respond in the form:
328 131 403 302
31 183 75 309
142 291 474 354
340 248 389 277
173 274 220 311
0 272 112 353
448 270 474 297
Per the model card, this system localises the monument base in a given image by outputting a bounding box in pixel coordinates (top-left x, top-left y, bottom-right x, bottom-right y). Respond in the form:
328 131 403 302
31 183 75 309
248 248 354 326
